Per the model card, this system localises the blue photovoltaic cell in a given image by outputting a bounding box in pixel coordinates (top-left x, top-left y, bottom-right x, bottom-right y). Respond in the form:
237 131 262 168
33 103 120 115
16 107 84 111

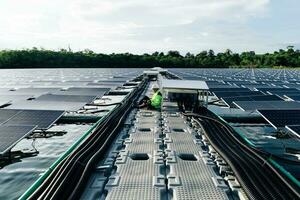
0 125 36 154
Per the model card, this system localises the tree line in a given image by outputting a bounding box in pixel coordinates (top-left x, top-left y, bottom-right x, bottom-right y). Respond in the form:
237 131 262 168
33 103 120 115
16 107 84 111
0 46 299 68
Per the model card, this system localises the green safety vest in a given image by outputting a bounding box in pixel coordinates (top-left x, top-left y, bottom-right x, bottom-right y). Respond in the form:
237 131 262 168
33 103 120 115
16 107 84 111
150 91 162 109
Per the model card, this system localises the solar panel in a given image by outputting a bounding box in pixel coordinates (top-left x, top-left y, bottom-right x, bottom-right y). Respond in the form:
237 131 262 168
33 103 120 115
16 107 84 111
268 91 300 97
286 125 300 138
0 125 36 154
257 109 300 129
2 109 64 129
6 100 85 111
233 101 300 111
285 95 300 101
209 87 250 92
0 95 33 103
0 109 22 124
213 91 263 98
53 87 110 96
258 88 299 93
222 95 283 106
35 94 96 103
6 88 61 96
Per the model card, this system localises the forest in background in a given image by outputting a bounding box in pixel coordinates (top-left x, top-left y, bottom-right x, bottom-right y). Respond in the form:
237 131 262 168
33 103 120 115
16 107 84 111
0 46 299 68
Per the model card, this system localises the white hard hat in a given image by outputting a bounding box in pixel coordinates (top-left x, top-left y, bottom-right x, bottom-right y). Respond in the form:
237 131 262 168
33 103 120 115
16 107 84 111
152 84 159 90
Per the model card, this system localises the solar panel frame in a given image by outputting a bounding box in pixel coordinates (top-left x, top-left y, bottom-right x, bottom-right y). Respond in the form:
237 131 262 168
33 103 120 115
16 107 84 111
0 125 36 154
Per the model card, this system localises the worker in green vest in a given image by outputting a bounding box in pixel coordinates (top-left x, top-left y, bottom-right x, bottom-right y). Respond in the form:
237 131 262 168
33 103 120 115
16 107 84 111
138 84 162 110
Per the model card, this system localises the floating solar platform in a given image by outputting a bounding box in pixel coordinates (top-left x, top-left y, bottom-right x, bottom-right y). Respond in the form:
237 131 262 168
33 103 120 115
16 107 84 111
2 109 64 129
0 125 36 154
35 94 96 103
233 101 300 111
285 125 300 138
221 95 283 106
257 109 300 129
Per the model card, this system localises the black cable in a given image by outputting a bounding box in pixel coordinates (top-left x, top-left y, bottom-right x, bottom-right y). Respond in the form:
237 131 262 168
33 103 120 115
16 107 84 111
186 111 300 199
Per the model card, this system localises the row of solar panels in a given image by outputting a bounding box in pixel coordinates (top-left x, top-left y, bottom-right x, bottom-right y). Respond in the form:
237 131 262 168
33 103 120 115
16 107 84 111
0 87 110 111
208 86 300 137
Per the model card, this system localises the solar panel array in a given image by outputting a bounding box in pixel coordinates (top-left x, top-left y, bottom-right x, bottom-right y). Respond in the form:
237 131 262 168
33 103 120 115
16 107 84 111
0 69 142 154
170 69 300 133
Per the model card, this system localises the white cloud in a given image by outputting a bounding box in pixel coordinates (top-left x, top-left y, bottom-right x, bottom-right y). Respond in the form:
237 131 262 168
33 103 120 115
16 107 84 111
0 0 276 53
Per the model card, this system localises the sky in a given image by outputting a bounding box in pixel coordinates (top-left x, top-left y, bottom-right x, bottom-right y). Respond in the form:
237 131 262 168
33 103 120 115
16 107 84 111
0 0 299 54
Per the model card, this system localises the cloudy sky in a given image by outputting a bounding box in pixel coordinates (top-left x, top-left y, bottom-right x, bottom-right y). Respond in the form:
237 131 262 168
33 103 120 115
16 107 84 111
0 0 299 54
